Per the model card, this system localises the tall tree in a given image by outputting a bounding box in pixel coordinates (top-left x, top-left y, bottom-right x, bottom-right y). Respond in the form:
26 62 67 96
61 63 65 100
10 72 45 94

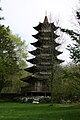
0 26 16 93
61 64 80 99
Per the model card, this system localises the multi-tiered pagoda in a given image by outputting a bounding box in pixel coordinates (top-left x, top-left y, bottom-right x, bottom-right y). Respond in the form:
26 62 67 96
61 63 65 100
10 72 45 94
21 16 63 96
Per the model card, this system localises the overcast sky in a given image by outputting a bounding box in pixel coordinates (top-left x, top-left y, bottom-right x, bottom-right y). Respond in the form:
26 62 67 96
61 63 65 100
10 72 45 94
0 0 79 64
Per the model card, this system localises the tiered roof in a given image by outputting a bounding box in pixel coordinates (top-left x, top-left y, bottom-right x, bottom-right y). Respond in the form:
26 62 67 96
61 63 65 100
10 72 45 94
21 16 64 82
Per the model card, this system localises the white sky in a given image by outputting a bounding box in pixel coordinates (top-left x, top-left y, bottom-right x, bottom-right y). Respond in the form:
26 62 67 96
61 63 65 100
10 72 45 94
0 0 79 65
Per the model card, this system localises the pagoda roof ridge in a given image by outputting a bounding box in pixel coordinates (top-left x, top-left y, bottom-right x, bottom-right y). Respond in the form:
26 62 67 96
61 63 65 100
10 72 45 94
31 41 41 47
32 32 41 39
50 23 59 31
53 42 61 47
27 57 38 64
21 75 38 82
53 34 60 39
33 74 50 80
29 47 45 56
29 48 40 55
56 58 65 63
33 22 43 31
55 50 63 55
24 66 39 73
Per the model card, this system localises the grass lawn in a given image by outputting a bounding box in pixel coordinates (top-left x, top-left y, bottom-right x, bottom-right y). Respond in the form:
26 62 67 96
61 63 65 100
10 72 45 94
0 103 80 120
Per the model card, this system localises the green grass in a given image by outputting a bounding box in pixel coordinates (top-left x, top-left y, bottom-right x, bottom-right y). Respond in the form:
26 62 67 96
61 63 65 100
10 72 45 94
0 103 80 120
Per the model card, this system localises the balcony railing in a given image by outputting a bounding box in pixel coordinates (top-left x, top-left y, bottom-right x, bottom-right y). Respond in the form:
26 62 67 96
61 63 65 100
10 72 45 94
21 85 49 92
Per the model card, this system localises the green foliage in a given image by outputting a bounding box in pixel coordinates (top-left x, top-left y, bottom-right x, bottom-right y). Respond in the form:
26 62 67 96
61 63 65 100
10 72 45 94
2 70 29 93
0 25 17 93
0 25 28 94
49 65 63 95
61 64 80 98
49 64 80 101
9 33 28 69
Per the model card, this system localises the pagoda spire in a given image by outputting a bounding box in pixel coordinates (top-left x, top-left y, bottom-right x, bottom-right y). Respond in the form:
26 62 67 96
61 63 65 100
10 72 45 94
43 15 49 23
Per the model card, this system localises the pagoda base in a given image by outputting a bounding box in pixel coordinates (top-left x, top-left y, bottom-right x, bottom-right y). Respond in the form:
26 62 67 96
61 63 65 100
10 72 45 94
21 87 51 97
22 92 51 97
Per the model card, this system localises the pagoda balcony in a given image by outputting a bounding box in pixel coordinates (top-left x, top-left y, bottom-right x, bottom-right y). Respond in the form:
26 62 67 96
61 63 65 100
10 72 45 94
29 48 51 56
40 62 50 65
37 65 51 71
38 55 51 60
27 56 52 64
40 33 59 39
40 37 50 40
34 74 50 80
38 63 51 67
21 85 49 92
31 41 42 47
40 53 50 57
40 72 51 75
42 45 50 48
40 29 51 32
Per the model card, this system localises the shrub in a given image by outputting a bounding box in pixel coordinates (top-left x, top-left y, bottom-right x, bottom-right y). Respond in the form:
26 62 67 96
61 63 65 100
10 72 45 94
39 97 51 103
27 98 34 103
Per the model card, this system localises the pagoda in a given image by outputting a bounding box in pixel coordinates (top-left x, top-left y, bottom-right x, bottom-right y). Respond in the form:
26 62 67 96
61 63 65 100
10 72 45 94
21 16 64 96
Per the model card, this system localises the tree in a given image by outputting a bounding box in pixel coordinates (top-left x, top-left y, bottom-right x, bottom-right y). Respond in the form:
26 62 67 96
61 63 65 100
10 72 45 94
61 64 80 101
59 2 80 102
0 2 28 95
9 33 28 69
8 33 29 94
0 25 28 94
60 5 80 64
0 25 17 94
60 28 80 64
50 64 80 102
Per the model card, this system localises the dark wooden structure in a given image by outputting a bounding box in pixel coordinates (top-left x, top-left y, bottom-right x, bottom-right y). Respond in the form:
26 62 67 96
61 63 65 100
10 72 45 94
21 16 63 96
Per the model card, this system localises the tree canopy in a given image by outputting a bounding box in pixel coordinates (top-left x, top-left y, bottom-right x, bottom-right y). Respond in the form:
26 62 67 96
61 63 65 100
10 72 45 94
0 24 28 93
